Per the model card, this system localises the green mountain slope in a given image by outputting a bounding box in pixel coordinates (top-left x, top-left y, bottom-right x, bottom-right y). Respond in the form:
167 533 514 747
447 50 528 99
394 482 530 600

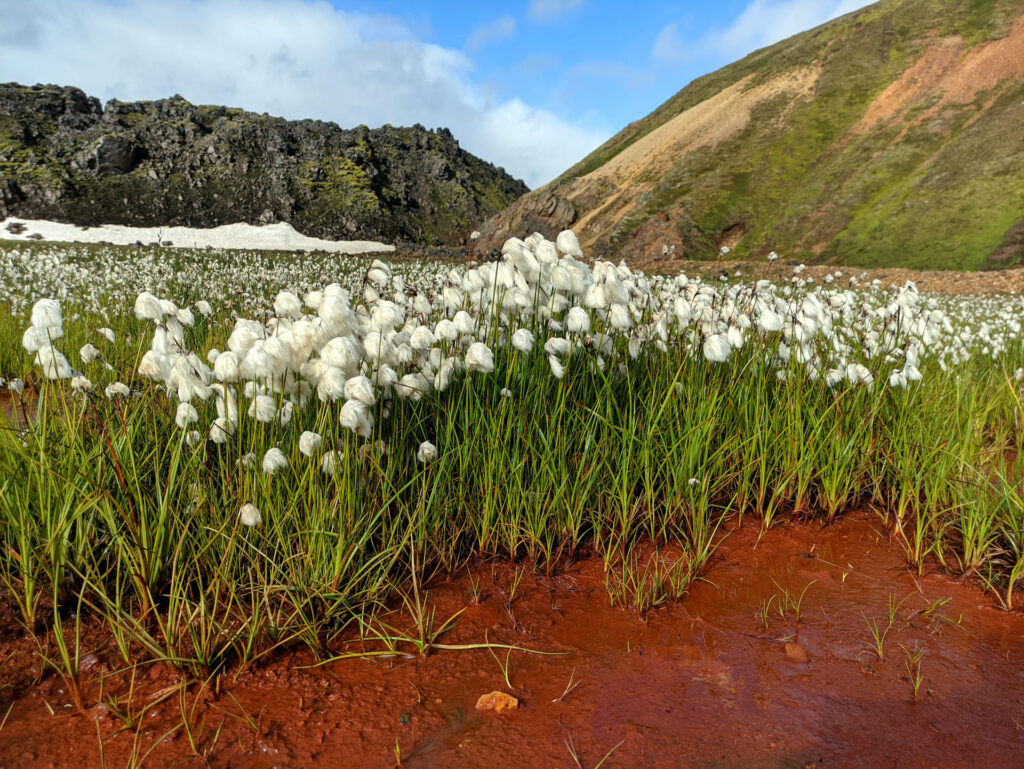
0 84 527 246
478 0 1024 270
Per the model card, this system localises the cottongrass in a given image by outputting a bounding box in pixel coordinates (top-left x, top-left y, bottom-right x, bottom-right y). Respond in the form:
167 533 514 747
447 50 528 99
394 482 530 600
239 503 262 528
1 231 1023 679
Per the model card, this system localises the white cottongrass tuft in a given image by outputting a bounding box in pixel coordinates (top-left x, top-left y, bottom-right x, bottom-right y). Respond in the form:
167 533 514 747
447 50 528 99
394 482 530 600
249 394 277 423
416 440 438 464
609 304 631 330
846 362 874 386
262 447 288 474
394 372 429 401
213 351 241 382
105 381 130 399
134 292 164 322
273 291 303 319
548 354 565 379
36 346 73 379
544 336 571 358
511 328 535 353
465 342 494 373
555 230 583 258
339 399 373 437
278 401 293 427
758 310 783 333
299 430 323 457
23 325 58 352
238 503 261 527
321 450 343 474
209 417 236 444
703 334 731 364
31 298 63 331
566 306 590 334
79 343 101 365
175 402 199 429
344 375 376 406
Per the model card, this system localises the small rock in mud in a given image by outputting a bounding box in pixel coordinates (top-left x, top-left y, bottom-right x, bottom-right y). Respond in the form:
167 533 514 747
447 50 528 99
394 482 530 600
784 642 809 663
475 691 519 713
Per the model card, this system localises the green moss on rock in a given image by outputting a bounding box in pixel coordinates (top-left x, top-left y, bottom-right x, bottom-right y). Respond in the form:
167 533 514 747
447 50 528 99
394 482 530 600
0 83 528 243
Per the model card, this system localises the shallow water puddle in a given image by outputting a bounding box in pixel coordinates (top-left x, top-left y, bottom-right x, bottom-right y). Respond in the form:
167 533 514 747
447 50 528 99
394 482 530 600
2 511 1024 768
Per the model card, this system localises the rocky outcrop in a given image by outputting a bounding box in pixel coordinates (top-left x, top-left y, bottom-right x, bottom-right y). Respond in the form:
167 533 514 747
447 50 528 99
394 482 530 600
474 191 576 248
0 83 528 245
990 219 1024 264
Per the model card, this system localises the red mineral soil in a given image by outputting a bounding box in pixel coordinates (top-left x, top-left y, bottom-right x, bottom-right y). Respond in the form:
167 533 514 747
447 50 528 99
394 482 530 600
0 391 29 426
2 511 1024 769
627 256 1024 295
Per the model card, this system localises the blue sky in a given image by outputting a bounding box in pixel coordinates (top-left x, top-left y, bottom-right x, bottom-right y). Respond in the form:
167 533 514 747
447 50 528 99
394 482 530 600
345 0 852 139
0 0 871 187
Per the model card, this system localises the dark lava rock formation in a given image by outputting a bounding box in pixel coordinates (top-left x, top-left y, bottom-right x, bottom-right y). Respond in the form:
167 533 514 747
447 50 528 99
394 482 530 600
0 83 528 245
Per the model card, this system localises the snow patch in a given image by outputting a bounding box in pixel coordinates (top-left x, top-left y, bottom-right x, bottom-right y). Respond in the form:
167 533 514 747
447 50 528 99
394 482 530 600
0 218 394 254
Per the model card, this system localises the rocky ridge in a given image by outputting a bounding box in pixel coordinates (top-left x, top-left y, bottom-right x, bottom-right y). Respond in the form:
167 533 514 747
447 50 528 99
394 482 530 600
0 83 528 245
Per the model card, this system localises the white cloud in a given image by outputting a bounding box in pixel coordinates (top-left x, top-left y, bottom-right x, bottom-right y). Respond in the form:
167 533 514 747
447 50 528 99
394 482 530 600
652 22 687 65
0 0 606 187
477 99 601 187
466 15 516 53
653 0 874 66
702 0 874 58
527 0 584 23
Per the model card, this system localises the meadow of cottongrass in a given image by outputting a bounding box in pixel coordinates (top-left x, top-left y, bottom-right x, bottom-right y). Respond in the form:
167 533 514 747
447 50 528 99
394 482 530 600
2 233 1024 692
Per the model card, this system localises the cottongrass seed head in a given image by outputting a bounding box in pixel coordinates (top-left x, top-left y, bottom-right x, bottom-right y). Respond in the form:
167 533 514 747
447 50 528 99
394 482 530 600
417 440 438 464
262 447 288 474
239 502 261 527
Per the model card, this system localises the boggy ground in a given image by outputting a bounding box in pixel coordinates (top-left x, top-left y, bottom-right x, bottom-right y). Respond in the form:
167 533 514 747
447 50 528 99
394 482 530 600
2 511 1023 769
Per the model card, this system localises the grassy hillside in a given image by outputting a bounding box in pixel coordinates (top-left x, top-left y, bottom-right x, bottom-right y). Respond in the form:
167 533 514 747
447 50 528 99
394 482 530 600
480 0 1024 270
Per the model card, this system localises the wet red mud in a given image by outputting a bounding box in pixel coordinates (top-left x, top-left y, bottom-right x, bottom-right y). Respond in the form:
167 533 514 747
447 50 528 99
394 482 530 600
0 391 31 427
3 511 1024 769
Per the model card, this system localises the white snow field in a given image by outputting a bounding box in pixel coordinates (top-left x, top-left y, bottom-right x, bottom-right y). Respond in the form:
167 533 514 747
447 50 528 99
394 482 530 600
0 218 394 254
